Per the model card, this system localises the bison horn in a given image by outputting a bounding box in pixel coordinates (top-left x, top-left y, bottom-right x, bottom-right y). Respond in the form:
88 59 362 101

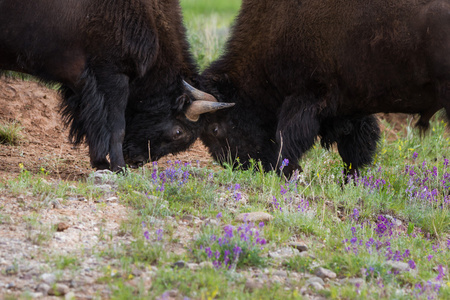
185 101 235 122
183 80 218 102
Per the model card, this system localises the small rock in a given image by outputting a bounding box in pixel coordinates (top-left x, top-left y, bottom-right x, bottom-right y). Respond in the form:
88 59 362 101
385 215 402 227
387 261 409 273
65 291 76 300
172 261 186 269
199 261 213 269
269 247 300 260
106 196 118 202
95 184 113 193
48 283 70 296
40 273 56 285
236 212 273 223
29 292 44 299
50 199 62 209
187 263 199 270
289 241 309 252
37 283 51 295
348 278 366 286
5 265 18 276
6 282 15 289
306 277 325 286
56 222 70 232
309 282 325 290
182 215 194 221
245 278 265 292
273 270 288 278
315 267 337 279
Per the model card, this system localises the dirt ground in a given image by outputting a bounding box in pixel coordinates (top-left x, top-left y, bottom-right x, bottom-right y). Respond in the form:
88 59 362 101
0 77 415 299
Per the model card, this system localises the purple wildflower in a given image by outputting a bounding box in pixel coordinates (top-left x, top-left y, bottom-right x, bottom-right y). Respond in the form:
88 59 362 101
156 229 163 241
436 265 445 281
280 158 289 170
408 260 416 269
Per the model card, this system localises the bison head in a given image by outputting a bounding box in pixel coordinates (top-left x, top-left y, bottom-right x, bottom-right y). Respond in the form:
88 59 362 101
198 77 280 173
123 81 233 168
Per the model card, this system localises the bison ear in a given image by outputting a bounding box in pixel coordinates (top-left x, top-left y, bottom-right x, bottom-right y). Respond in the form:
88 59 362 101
175 94 191 111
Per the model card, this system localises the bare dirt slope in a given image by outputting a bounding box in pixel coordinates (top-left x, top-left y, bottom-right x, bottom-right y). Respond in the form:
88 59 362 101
0 77 215 181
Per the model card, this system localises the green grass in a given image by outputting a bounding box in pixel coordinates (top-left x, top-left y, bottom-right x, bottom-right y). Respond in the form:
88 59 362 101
181 0 241 70
0 121 23 146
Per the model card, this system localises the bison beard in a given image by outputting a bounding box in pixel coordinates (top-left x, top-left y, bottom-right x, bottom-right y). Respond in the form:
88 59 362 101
200 0 450 177
0 0 230 171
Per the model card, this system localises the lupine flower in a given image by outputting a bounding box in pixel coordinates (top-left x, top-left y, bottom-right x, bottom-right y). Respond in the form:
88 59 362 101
156 229 163 241
280 158 289 170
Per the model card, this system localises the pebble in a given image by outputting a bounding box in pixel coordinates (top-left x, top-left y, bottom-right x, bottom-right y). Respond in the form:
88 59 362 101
348 278 366 286
6 282 15 289
245 278 265 292
273 270 288 278
106 196 118 202
95 184 113 193
50 199 62 209
29 292 44 299
386 261 410 273
384 215 402 227
48 283 70 296
289 241 309 252
306 277 325 286
187 263 199 270
199 261 213 269
172 261 186 269
5 265 18 276
315 267 337 279
37 283 51 295
309 281 325 290
56 222 70 232
268 247 300 260
40 273 56 285
65 291 76 300
235 212 273 223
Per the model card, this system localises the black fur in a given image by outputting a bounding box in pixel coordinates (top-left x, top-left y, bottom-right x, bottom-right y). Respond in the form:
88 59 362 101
0 0 201 171
200 0 450 177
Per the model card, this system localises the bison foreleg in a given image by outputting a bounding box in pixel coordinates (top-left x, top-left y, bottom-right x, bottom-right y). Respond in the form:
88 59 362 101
334 115 380 179
276 95 321 177
97 73 129 172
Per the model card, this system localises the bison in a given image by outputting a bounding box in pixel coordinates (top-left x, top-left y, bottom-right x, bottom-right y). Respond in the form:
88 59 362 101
0 0 232 171
199 0 450 177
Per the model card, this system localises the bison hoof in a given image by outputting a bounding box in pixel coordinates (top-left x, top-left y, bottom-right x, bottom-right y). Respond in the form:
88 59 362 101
92 160 110 170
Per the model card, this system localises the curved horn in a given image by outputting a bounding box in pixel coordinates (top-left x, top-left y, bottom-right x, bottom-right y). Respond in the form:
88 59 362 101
185 101 235 122
183 80 218 102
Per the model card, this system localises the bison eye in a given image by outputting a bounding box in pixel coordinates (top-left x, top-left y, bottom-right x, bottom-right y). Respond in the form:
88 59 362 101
212 126 219 136
173 128 184 140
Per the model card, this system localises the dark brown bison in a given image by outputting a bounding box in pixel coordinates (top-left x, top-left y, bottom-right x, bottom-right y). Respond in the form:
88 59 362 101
200 0 450 176
0 0 232 171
